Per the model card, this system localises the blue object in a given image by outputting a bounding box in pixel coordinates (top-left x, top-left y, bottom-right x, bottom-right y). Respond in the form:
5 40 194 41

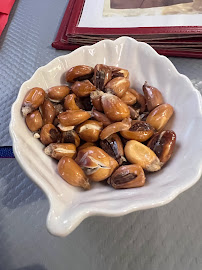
0 147 15 158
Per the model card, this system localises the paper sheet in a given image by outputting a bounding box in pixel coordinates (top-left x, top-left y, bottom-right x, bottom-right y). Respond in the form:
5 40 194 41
78 0 202 28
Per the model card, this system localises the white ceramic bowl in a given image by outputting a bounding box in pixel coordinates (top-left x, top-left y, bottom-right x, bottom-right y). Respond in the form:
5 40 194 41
10 37 202 237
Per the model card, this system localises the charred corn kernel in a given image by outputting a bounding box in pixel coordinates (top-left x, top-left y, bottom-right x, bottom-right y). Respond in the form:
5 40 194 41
110 66 129 79
61 130 80 147
109 164 145 189
94 64 112 90
147 130 176 166
143 81 164 111
120 120 154 142
100 134 125 165
40 124 60 145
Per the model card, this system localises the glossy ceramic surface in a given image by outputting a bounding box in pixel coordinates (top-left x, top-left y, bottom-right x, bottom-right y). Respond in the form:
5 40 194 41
10 37 202 236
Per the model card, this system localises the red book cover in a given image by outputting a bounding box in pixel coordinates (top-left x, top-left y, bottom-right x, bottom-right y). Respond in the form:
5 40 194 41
0 0 16 36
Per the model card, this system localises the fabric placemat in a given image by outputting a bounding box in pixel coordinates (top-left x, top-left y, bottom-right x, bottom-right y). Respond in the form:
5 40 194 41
0 0 69 147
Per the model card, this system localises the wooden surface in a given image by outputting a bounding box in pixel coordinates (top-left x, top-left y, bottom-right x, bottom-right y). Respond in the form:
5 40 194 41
111 0 193 9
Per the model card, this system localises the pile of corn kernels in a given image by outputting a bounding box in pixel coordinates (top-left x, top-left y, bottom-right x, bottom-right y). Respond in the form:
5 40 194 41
21 64 176 190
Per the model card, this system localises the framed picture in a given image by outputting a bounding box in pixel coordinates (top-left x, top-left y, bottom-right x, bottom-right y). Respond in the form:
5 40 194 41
104 0 202 16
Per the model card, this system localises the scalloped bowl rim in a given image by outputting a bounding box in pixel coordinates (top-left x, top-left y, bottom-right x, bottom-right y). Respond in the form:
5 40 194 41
9 37 202 236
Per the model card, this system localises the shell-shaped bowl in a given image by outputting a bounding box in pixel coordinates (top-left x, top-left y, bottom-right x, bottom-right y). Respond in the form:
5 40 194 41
10 37 202 236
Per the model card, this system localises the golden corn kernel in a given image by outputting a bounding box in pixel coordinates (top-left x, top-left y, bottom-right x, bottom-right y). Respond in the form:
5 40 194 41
44 143 76 160
40 99 56 125
90 90 104 112
101 93 130 121
129 89 146 113
66 65 94 82
58 110 91 127
124 140 161 172
76 120 103 142
105 77 130 98
22 87 45 116
47 85 70 102
91 109 112 127
25 110 43 132
64 94 80 111
78 142 96 151
100 118 131 140
121 90 137 105
75 146 118 182
58 157 90 189
146 104 174 131
71 80 96 97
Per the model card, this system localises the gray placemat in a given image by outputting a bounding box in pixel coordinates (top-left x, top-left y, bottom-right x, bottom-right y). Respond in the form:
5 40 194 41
0 0 69 146
0 158 202 270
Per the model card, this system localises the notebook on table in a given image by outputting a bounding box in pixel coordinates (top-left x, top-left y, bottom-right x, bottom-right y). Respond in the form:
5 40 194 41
52 0 202 58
